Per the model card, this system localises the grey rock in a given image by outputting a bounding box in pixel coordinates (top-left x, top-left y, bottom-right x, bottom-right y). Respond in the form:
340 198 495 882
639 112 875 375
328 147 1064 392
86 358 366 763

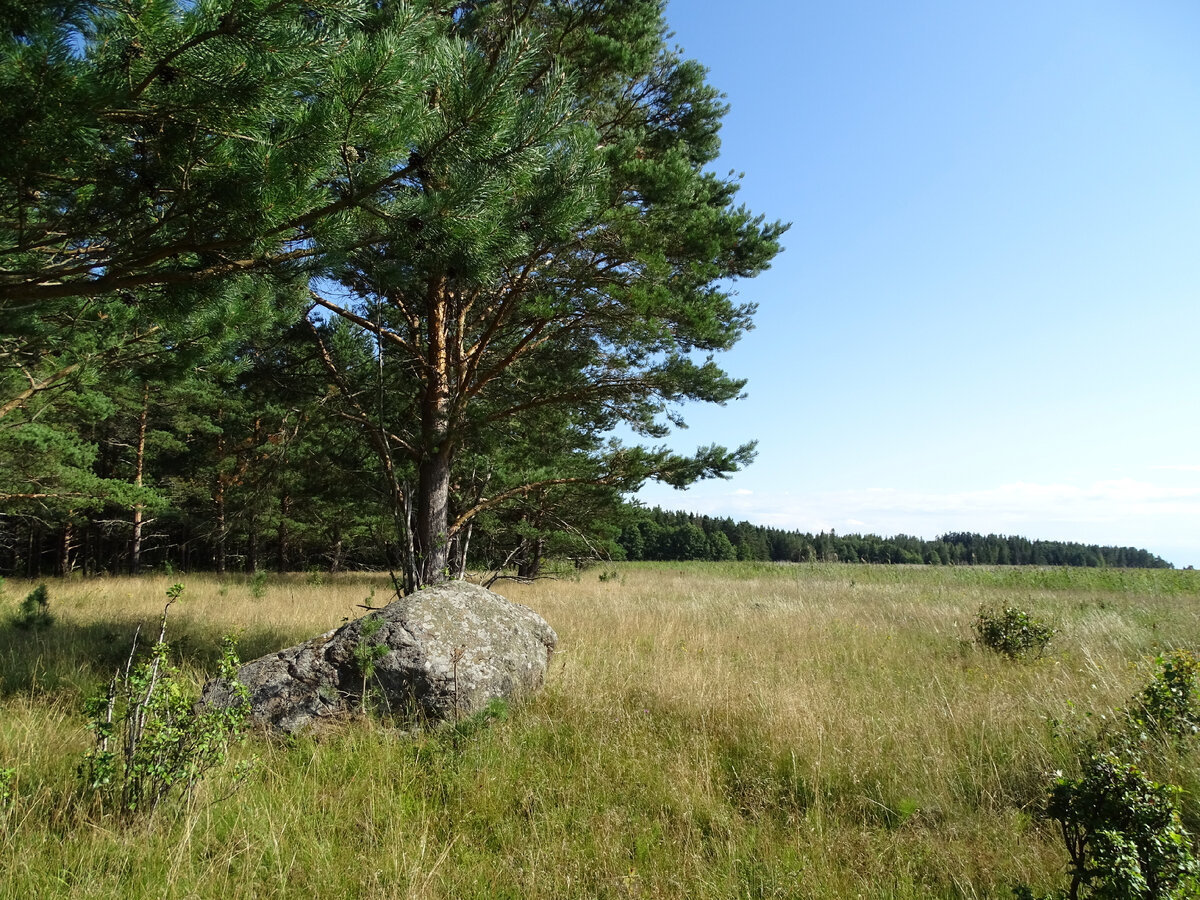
202 580 556 734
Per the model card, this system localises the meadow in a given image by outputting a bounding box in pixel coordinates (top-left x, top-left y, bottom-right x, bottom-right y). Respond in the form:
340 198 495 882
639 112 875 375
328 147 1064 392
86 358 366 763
2 562 1199 899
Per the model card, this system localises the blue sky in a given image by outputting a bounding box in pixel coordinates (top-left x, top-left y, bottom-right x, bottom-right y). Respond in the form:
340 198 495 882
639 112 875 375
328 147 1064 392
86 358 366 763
634 0 1200 567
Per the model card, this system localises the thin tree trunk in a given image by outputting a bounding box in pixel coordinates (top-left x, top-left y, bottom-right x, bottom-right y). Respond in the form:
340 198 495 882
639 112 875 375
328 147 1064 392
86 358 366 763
82 521 92 576
59 519 75 576
454 469 487 580
247 518 259 573
456 519 473 580
214 424 227 575
130 381 150 574
401 479 418 592
29 525 39 578
276 492 290 573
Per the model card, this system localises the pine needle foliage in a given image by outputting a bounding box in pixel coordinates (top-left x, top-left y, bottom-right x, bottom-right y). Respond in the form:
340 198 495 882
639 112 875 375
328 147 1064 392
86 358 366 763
1 0 443 304
310 0 788 586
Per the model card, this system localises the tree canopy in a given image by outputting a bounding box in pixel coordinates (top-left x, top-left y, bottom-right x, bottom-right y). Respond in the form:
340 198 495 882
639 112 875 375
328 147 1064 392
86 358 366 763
2 0 787 583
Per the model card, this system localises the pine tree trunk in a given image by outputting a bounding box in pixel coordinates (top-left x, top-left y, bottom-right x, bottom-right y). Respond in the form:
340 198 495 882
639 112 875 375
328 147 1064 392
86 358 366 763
29 525 40 578
130 381 149 575
214 429 227 575
247 520 259 573
415 276 453 587
276 492 290 573
416 450 451 585
59 519 75 576
214 487 227 574
517 536 544 580
82 522 93 576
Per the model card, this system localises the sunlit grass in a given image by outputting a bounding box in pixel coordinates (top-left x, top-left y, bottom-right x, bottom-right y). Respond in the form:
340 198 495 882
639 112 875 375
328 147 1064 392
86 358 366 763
1 564 1198 898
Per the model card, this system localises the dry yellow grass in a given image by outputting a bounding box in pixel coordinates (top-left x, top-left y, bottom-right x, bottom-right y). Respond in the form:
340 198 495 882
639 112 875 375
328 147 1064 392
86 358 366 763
1 563 1198 898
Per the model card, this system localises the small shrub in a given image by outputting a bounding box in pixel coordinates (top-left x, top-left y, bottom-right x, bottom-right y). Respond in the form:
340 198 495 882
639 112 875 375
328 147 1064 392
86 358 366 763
305 565 325 587
1129 650 1200 742
249 570 268 599
78 584 252 818
11 584 52 630
354 614 389 712
1039 754 1198 900
973 605 1054 659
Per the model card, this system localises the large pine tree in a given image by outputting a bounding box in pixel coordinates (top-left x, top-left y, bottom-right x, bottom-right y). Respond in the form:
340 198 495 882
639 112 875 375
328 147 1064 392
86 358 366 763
312 0 787 587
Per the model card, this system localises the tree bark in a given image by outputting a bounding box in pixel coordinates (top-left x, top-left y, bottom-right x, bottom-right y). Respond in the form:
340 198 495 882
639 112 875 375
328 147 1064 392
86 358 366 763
517 534 545 580
416 450 451 585
415 276 453 587
29 525 41 578
247 519 259 573
130 381 150 574
59 519 75 576
455 519 474 580
214 423 228 574
276 492 290 573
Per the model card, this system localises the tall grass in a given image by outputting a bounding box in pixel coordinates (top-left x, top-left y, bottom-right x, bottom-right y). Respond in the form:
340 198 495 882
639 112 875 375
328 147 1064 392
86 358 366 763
1 564 1198 898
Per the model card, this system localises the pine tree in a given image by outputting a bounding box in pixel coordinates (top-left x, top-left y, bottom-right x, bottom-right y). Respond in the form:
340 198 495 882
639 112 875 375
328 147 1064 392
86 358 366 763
312 0 786 586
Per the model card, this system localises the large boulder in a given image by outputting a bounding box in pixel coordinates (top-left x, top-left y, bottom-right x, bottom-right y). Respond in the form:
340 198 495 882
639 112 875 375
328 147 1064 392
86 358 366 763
202 580 557 734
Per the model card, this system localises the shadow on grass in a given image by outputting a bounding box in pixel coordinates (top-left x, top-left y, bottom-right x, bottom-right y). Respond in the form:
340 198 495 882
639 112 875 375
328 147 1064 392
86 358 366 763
0 617 298 700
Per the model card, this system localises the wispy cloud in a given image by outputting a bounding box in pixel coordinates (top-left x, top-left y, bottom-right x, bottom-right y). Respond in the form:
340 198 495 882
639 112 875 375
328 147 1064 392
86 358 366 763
797 479 1200 533
1152 465 1200 472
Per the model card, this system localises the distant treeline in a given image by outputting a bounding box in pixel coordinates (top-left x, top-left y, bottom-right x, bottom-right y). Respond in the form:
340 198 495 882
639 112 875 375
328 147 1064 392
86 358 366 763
618 507 1173 569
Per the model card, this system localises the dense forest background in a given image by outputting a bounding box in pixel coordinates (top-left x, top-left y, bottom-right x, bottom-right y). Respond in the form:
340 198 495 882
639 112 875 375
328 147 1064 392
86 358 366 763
617 507 1173 569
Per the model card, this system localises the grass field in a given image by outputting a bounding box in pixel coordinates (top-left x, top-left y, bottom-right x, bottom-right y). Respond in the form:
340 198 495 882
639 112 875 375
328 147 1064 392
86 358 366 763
2 563 1199 899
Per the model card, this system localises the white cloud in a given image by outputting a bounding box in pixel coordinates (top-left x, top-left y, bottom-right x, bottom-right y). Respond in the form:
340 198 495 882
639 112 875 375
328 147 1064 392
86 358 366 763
1153 465 1200 472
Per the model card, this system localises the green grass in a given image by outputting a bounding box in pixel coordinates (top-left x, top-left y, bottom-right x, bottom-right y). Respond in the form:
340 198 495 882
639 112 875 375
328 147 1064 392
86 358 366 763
1 564 1199 898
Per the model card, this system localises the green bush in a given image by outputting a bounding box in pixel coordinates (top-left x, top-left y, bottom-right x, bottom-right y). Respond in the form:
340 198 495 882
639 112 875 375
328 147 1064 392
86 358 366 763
1039 754 1198 900
78 584 252 818
972 605 1054 659
1129 650 1200 742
